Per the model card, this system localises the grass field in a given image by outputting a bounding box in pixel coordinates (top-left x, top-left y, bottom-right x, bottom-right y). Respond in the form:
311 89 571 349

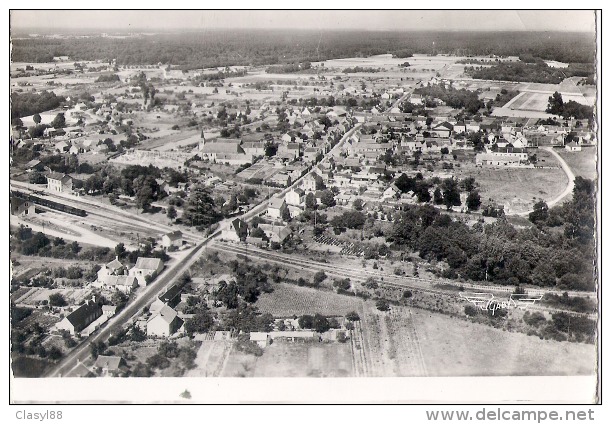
556 146 598 181
411 308 597 376
455 151 568 213
255 283 364 317
360 303 596 377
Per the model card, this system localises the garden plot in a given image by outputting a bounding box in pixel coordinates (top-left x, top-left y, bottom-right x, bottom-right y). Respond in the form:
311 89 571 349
14 287 92 306
255 283 364 317
251 340 353 377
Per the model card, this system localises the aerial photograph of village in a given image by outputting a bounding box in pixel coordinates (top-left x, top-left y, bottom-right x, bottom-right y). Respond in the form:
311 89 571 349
9 10 598 389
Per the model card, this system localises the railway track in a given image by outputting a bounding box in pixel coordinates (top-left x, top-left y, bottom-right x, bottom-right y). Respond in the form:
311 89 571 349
210 241 598 319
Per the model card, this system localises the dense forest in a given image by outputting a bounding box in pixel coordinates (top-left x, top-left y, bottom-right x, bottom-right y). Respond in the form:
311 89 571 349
11 30 595 69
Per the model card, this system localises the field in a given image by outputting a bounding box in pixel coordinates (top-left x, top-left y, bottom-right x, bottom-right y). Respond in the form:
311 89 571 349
455 150 568 214
255 283 364 317
360 304 597 377
252 341 353 377
556 146 598 181
411 308 597 376
505 91 550 111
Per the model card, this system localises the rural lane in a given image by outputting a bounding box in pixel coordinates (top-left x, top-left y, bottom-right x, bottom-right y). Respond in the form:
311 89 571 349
515 147 576 217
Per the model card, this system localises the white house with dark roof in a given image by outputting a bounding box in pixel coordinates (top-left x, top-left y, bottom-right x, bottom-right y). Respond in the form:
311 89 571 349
147 304 183 337
97 256 127 284
46 172 73 193
161 230 183 248
129 257 164 287
267 197 287 220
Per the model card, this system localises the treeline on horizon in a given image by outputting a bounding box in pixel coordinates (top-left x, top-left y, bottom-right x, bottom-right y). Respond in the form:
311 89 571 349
11 30 595 69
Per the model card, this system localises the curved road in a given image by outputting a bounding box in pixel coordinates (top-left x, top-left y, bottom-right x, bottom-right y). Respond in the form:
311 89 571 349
516 146 575 217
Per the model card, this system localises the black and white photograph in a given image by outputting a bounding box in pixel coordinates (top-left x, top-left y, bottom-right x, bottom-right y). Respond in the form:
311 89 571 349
7 8 601 407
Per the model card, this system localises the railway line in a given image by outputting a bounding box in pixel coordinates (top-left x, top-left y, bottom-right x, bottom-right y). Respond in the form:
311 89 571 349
210 241 598 319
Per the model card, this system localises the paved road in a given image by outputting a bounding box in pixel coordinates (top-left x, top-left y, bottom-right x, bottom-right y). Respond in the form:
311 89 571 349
515 146 576 217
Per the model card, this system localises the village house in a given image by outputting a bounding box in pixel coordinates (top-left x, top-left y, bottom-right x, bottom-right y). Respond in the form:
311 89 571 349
268 172 291 187
476 147 529 166
147 304 183 337
161 230 183 249
129 257 164 287
430 122 453 138
46 172 73 193
97 256 127 284
257 223 293 244
220 218 248 242
10 197 36 216
565 141 582 152
98 275 138 294
93 355 126 377
55 300 103 336
285 187 305 208
267 197 288 220
301 173 318 192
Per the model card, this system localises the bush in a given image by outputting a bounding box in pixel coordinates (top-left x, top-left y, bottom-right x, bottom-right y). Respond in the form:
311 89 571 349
346 311 360 321
376 299 390 311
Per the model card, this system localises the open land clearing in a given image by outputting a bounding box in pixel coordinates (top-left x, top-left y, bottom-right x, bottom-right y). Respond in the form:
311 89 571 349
556 146 598 181
360 304 596 377
454 149 568 214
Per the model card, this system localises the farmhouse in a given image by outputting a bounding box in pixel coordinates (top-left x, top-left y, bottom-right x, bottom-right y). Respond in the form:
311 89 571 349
147 304 183 337
97 256 127 284
55 300 103 335
93 355 126 377
198 138 252 165
257 223 293 244
129 257 164 287
565 141 582 152
161 230 183 248
98 275 138 294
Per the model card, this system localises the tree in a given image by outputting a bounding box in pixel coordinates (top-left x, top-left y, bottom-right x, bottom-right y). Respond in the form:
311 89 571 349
29 172 46 184
281 205 291 222
167 205 177 220
298 315 314 329
546 91 564 115
185 307 214 337
529 200 549 224
305 192 317 210
51 113 66 129
433 187 443 205
353 198 364 211
442 178 461 210
320 190 336 208
114 242 126 259
33 113 41 124
466 191 482 211
49 293 67 307
313 271 327 285
346 311 360 321
312 314 331 333
182 184 221 228
376 299 390 311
